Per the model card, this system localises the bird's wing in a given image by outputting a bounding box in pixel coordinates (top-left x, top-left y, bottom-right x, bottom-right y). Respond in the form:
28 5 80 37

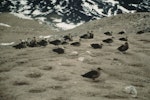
82 70 98 78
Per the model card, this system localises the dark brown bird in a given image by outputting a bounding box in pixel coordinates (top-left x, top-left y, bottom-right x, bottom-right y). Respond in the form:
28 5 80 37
29 37 39 47
70 39 81 46
61 41 69 45
52 47 64 54
88 31 94 39
104 31 112 36
117 42 129 53
119 36 128 41
71 42 80 46
136 30 144 34
80 34 89 39
80 31 94 39
102 38 113 44
49 39 61 46
63 33 73 41
13 40 27 49
91 43 103 49
81 68 102 80
118 31 126 34
38 39 48 46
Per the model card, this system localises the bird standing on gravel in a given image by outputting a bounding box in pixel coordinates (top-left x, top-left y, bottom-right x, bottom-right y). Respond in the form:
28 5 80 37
104 31 112 36
38 39 48 46
63 33 73 41
80 31 94 39
13 39 27 49
119 36 128 41
49 39 61 46
52 47 64 54
102 37 114 44
118 31 126 35
81 68 102 80
91 43 103 49
117 42 129 53
70 39 81 46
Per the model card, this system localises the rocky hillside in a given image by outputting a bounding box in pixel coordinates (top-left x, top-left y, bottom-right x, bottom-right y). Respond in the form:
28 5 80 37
0 0 150 30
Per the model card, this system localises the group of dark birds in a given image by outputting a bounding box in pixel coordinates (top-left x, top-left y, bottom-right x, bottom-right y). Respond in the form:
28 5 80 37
90 31 129 54
81 31 129 80
13 37 48 49
13 30 129 55
12 30 129 81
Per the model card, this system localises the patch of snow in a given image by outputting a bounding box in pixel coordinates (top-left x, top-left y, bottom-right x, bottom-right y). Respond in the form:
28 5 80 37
129 4 138 7
35 17 46 24
0 23 11 27
82 1 106 17
105 0 119 6
117 5 135 13
36 17 46 21
52 18 62 23
10 12 32 20
32 10 42 15
86 51 92 54
20 0 27 5
78 57 85 62
108 8 112 16
56 22 84 30
0 42 15 46
55 5 65 13
92 5 107 16
70 51 79 56
23 10 31 15
39 35 53 39
51 0 57 4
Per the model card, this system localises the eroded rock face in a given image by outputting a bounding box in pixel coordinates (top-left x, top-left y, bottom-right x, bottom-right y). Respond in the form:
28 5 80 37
0 0 149 25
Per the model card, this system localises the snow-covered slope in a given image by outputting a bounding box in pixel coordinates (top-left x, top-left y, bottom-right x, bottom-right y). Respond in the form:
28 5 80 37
0 23 11 27
0 0 149 30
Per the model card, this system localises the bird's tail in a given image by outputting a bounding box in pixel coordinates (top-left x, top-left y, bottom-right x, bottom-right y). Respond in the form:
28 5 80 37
81 74 85 77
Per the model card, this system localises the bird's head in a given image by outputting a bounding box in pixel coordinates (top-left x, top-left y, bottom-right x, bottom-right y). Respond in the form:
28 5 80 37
125 42 128 45
97 67 103 70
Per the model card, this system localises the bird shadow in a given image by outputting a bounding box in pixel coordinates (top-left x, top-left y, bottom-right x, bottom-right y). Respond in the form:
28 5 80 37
25 71 43 78
39 65 53 71
103 94 128 99
83 79 104 83
52 76 70 82
13 80 30 86
116 51 132 56
28 87 47 93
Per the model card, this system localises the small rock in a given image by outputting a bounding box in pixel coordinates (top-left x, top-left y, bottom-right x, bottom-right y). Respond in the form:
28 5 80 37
70 51 78 56
123 85 137 98
78 57 85 62
86 51 92 54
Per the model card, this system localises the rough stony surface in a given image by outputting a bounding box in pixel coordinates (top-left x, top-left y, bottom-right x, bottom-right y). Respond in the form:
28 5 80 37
0 12 150 100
